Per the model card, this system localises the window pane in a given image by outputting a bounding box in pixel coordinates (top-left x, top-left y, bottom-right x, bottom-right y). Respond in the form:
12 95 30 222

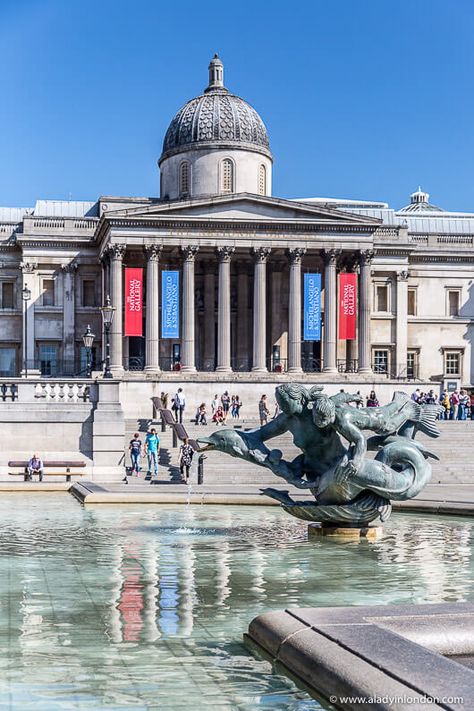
39 344 58 376
180 162 189 195
407 352 416 378
1 282 14 309
407 289 416 316
0 347 15 376
448 291 459 316
43 279 55 306
445 352 460 375
82 280 96 307
258 164 266 195
374 350 388 373
376 286 388 312
222 160 234 193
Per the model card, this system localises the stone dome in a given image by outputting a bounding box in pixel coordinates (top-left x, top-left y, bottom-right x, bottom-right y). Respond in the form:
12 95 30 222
159 55 272 164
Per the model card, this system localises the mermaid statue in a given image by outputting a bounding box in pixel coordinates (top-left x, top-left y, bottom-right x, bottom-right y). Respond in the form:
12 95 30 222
197 385 443 527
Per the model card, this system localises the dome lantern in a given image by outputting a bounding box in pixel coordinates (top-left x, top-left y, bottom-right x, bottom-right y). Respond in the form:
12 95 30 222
205 54 225 92
159 56 272 200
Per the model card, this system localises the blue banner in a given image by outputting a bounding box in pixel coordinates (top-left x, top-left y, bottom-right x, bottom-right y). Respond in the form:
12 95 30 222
161 271 180 339
304 273 321 341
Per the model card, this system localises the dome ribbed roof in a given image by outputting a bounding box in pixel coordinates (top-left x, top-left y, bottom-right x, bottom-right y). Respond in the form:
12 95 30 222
159 55 271 163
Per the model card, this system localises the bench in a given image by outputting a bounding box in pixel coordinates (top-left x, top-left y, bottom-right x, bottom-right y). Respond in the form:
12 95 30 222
8 460 87 482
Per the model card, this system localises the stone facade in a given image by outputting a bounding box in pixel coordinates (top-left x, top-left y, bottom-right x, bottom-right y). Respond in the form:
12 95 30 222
1 61 473 407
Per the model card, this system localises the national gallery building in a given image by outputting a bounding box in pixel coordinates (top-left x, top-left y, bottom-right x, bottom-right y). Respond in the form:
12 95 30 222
1 55 474 396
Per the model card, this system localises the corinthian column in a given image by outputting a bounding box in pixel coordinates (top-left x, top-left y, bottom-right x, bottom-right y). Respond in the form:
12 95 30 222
358 250 374 374
144 245 162 374
216 246 234 372
288 248 305 373
395 270 408 378
202 262 216 370
323 249 340 373
181 246 198 372
252 247 271 372
61 262 77 373
108 244 126 376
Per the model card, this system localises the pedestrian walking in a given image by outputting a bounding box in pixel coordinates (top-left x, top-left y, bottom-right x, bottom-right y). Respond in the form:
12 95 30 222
27 453 43 482
458 389 469 420
234 395 242 419
259 394 270 425
196 403 207 425
144 428 160 482
221 390 231 421
450 391 459 420
173 388 186 424
160 391 169 409
128 433 142 476
178 437 194 483
211 394 219 415
439 391 450 420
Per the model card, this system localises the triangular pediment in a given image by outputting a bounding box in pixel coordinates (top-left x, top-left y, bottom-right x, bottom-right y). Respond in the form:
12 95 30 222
104 192 380 226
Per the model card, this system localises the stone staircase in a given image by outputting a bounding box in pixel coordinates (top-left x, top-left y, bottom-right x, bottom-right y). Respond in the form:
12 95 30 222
124 418 474 486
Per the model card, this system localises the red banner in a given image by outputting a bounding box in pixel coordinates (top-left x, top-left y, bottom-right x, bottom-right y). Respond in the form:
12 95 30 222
338 273 357 340
124 268 143 336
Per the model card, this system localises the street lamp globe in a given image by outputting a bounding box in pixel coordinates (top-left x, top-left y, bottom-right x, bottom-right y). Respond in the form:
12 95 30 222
100 295 115 327
22 285 31 302
82 324 95 350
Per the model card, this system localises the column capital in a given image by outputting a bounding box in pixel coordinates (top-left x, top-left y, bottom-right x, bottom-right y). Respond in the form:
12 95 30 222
145 244 163 262
396 269 409 282
216 246 235 263
181 245 199 262
288 247 306 264
322 248 342 266
19 261 37 273
106 244 126 261
252 246 271 263
359 249 375 267
61 261 78 273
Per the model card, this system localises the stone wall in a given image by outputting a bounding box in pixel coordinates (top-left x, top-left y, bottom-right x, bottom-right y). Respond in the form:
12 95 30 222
0 380 124 481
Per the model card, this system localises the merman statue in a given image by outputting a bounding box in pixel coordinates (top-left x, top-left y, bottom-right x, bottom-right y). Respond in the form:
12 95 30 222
198 386 443 528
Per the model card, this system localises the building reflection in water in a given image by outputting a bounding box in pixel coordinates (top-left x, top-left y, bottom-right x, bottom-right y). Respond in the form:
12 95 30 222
104 513 474 643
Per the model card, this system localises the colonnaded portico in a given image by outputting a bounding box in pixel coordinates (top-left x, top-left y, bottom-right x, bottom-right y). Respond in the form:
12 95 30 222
97 198 380 378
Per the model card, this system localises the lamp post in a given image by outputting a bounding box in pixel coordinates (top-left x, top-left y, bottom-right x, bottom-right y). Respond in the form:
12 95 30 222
100 295 115 379
82 324 95 377
22 285 31 378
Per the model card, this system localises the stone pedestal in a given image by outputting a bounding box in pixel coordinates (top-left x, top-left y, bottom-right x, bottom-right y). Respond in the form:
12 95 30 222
92 380 125 481
308 523 383 541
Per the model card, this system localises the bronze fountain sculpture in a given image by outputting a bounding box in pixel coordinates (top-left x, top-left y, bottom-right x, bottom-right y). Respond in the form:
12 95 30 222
198 385 443 530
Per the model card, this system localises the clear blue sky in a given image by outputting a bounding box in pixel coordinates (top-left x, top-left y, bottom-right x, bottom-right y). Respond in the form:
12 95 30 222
1 0 473 211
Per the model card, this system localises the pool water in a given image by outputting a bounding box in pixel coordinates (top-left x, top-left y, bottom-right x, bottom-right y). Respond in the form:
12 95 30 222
0 496 473 710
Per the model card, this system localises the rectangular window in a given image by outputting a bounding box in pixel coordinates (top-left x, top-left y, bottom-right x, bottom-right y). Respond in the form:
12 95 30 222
407 351 417 379
373 349 389 374
376 285 388 312
0 347 16 376
39 343 58 376
42 279 55 306
407 288 417 316
1 282 14 309
82 279 96 307
445 351 460 376
448 290 460 316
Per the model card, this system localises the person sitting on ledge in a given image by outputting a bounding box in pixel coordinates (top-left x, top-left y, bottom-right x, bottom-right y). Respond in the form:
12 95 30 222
27 453 43 482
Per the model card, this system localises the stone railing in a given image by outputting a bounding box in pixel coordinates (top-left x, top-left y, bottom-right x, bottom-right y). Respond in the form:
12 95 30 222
34 382 92 402
408 233 474 247
0 379 98 404
23 216 98 237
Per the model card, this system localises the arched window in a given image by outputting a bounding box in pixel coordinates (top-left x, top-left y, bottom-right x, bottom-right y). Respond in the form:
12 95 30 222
221 159 234 193
179 161 190 197
258 164 266 195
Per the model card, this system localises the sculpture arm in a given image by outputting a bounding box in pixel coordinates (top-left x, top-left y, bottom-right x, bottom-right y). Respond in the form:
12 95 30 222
252 413 289 442
332 392 363 406
336 419 366 469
